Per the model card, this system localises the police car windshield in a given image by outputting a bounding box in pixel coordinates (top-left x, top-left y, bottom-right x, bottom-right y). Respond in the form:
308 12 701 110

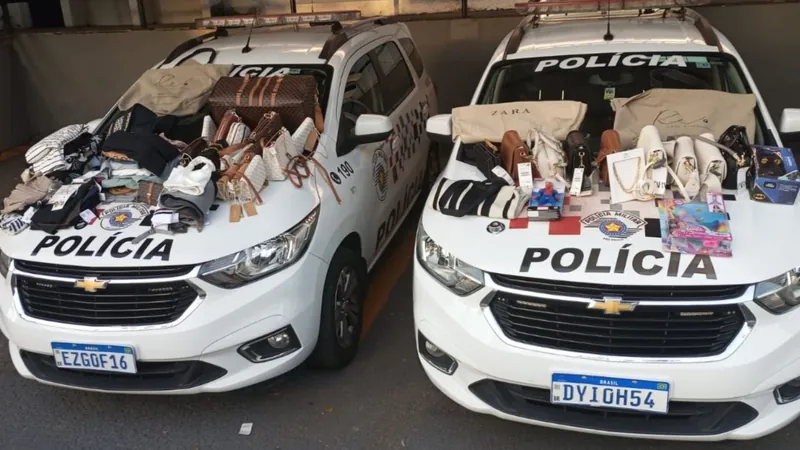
478 52 766 145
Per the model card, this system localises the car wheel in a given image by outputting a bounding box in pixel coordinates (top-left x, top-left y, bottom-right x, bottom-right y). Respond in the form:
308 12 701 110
308 246 366 369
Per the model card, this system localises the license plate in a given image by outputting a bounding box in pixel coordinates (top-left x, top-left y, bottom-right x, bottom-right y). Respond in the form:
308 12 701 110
51 342 137 374
551 373 670 413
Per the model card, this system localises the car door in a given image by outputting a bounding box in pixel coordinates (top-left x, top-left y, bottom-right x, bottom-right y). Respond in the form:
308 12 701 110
368 40 428 262
333 43 395 267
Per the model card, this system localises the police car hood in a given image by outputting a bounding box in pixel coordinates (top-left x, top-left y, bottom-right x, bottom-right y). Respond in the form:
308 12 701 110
0 180 320 267
422 161 800 286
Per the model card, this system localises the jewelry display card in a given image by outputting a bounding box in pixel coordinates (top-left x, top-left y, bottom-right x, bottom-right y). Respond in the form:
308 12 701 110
607 148 645 204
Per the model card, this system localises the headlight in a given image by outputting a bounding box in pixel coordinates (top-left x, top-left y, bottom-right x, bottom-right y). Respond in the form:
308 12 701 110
755 268 800 314
0 250 11 278
199 207 319 288
416 224 484 296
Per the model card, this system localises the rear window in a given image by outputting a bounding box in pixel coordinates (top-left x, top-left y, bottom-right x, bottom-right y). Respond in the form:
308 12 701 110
399 37 425 77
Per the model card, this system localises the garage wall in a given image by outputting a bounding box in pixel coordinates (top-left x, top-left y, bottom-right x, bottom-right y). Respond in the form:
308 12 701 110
10 4 800 139
0 37 29 150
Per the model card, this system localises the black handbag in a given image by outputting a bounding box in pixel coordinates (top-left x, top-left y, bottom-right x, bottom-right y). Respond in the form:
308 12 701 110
718 125 753 190
461 140 503 180
432 178 527 219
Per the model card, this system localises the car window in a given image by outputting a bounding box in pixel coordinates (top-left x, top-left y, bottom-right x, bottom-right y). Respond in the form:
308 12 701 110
373 42 415 114
338 53 384 155
399 37 425 78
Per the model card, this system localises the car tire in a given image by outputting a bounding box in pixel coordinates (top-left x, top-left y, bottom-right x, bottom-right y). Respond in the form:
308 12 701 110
308 246 367 369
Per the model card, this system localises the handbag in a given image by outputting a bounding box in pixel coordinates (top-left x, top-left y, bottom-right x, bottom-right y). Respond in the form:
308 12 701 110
694 133 726 192
235 154 268 204
564 131 592 175
217 152 254 201
208 74 319 132
596 129 623 185
214 110 241 143
262 128 300 181
226 121 251 145
249 111 283 143
432 178 530 219
530 129 567 183
717 125 753 190
292 117 318 155
220 143 254 171
461 140 503 180
672 136 701 198
137 181 164 206
201 115 217 140
500 130 534 181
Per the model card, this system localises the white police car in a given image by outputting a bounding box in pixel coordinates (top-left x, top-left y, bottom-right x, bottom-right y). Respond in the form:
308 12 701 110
416 1 800 441
0 11 436 393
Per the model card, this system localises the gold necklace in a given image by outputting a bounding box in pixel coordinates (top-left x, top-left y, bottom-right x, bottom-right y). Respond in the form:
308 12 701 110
612 158 642 193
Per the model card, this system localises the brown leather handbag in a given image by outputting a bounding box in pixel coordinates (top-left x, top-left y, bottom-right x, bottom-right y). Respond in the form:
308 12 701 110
249 112 283 143
500 131 532 181
597 130 623 185
214 110 241 143
209 75 319 133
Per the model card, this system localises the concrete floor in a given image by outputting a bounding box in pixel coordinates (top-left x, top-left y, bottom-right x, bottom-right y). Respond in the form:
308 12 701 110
0 155 799 449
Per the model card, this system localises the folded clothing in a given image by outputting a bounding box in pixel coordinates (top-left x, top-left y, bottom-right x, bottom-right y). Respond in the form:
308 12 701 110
2 176 59 214
31 181 101 234
432 178 530 219
26 124 88 175
103 131 181 176
159 179 216 231
163 156 215 196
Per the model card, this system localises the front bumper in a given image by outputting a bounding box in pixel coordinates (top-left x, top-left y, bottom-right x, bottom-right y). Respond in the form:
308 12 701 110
413 258 800 441
0 253 328 394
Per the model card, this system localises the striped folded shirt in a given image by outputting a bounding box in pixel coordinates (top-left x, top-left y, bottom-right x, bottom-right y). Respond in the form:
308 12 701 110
25 124 87 165
31 152 68 176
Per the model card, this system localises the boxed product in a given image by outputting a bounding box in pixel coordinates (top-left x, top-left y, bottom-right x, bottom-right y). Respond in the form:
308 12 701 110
749 145 800 205
657 195 733 257
528 180 565 221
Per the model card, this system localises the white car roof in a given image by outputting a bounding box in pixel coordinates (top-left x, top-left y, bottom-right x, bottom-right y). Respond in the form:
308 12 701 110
492 11 739 63
172 22 402 66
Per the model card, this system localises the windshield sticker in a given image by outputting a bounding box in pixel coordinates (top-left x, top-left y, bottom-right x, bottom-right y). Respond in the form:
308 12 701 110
534 54 688 73
229 65 299 78
580 211 645 241
31 233 174 261
99 204 149 231
603 87 615 100
519 246 717 279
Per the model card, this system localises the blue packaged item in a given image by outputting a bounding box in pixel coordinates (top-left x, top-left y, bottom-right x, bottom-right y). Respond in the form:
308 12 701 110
750 145 800 205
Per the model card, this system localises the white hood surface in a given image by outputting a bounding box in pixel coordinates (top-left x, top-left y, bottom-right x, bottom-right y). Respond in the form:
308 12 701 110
1 180 320 267
424 162 800 286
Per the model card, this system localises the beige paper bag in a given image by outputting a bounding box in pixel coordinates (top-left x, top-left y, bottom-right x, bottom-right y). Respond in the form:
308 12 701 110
117 61 233 116
612 89 756 149
451 101 587 143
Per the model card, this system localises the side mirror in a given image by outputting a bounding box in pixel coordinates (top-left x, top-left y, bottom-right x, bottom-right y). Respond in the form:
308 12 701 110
351 114 392 146
86 118 103 134
779 108 800 134
426 114 452 143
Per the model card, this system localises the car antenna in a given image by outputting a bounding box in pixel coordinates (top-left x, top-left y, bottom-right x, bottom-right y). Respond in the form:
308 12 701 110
603 0 614 41
242 8 259 53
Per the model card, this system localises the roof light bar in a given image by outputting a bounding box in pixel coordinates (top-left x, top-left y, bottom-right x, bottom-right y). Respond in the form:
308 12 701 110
514 0 706 14
195 11 362 29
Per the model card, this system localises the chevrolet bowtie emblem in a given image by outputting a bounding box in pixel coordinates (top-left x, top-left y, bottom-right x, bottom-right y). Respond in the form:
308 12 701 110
587 297 637 315
74 277 108 293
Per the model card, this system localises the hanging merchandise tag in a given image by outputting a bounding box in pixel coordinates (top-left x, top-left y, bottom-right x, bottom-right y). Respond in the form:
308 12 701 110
652 166 668 196
491 166 514 186
569 168 584 196
737 167 749 192
230 204 242 223
79 209 97 223
707 192 726 213
517 162 535 193
48 184 81 211
244 202 258 217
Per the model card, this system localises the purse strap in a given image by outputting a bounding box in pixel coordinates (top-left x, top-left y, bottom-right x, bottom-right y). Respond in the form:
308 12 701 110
693 135 745 166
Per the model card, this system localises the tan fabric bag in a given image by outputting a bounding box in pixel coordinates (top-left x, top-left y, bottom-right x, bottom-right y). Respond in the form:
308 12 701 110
451 101 587 144
611 88 757 149
117 61 232 116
